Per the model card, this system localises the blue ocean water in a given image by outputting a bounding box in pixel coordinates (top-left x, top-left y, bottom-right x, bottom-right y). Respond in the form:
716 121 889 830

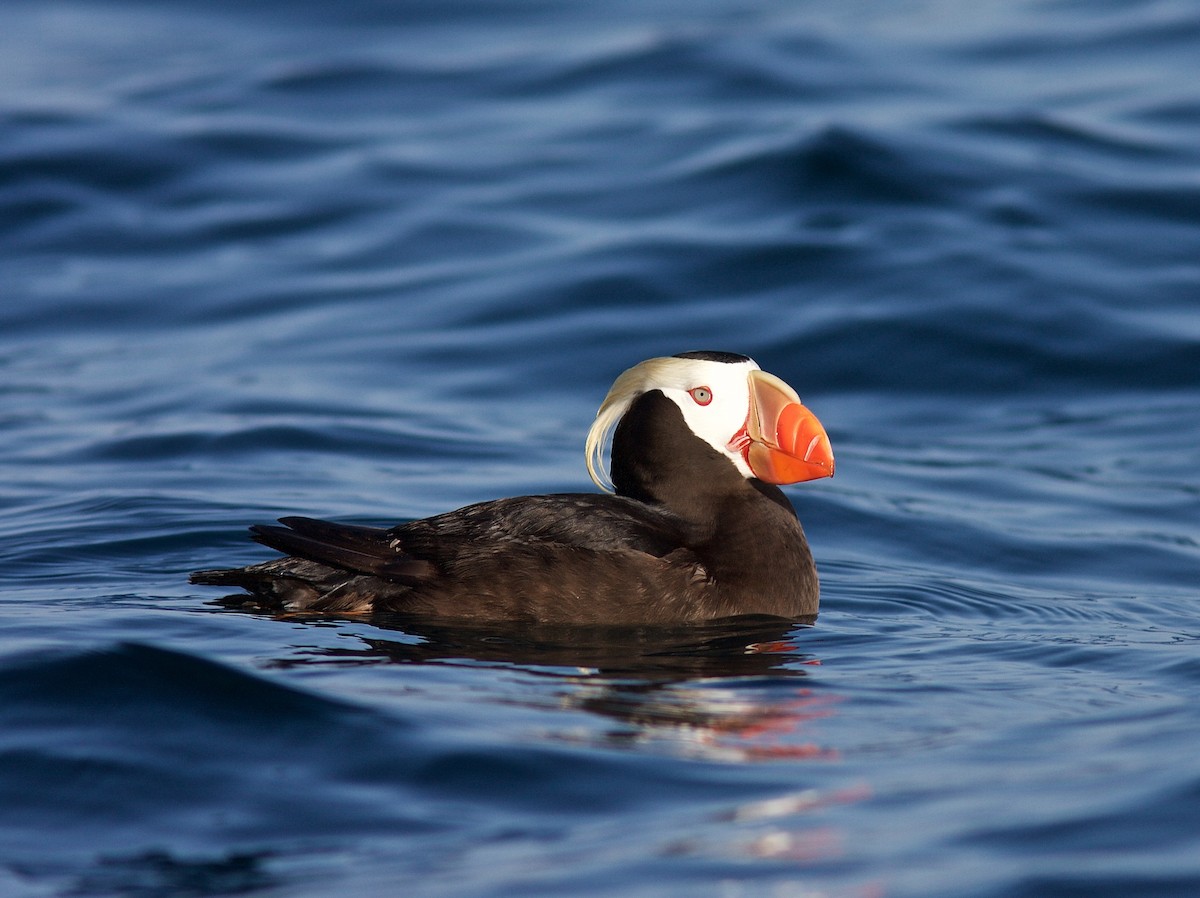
2 0 1199 895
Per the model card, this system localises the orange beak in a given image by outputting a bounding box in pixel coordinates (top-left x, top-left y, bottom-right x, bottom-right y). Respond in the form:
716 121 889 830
734 369 835 484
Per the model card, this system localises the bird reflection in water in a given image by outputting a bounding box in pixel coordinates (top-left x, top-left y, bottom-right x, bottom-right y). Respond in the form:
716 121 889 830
228 605 870 882
256 610 840 764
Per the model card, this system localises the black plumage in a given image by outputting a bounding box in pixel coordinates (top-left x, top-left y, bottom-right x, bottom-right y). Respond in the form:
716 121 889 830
191 353 832 624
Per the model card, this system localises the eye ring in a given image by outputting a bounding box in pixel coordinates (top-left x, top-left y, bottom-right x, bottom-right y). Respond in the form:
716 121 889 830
689 386 713 406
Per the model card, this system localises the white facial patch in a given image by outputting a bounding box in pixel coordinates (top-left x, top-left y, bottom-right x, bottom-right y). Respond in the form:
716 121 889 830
657 359 757 479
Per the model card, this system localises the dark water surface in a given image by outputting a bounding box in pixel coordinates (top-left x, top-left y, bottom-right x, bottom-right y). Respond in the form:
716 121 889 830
3 1 1199 895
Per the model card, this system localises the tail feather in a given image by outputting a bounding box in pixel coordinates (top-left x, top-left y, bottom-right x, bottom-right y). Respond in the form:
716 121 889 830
249 523 391 576
277 516 395 553
191 516 437 612
248 517 435 584
189 567 253 587
188 561 319 610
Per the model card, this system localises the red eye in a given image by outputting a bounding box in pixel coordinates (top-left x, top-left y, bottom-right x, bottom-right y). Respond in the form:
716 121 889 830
689 386 713 406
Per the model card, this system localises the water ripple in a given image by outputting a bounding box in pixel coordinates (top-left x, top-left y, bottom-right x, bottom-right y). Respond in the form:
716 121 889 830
3 0 1200 895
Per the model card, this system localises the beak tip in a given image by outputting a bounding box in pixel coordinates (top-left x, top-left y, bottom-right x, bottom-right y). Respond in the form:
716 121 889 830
800 435 835 480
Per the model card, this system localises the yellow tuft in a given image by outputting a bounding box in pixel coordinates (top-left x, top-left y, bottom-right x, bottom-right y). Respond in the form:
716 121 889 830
585 357 701 492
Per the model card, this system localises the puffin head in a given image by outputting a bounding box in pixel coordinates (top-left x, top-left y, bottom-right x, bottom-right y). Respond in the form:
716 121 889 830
586 351 835 493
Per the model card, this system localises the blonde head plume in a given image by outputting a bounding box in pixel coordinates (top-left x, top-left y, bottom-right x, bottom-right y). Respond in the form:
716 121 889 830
585 357 697 492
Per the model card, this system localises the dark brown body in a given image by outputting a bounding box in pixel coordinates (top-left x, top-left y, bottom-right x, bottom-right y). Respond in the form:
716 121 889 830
191 391 820 623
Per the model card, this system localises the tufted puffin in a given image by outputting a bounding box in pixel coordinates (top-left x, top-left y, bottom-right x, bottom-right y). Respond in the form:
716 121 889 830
190 351 834 624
